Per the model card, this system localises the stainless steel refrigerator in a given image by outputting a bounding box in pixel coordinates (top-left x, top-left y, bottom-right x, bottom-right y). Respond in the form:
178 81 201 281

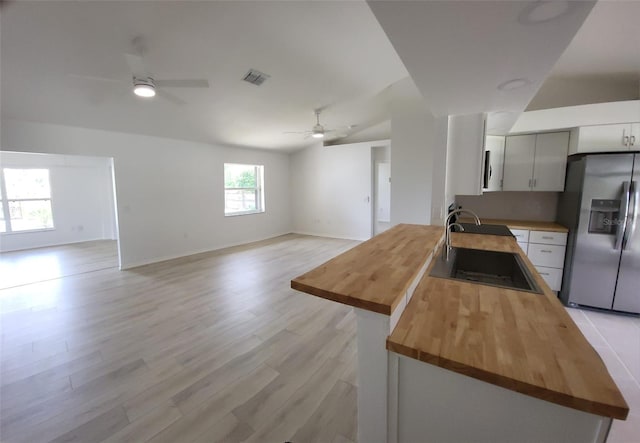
558 153 639 314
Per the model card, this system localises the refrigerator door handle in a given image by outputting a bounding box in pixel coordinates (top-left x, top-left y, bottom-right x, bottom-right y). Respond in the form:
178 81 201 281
623 181 638 250
615 181 631 250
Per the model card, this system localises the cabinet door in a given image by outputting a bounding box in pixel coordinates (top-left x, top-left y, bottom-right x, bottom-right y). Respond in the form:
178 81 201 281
483 135 505 192
529 230 567 246
527 244 566 268
535 266 563 291
532 132 569 191
503 135 535 191
575 124 630 153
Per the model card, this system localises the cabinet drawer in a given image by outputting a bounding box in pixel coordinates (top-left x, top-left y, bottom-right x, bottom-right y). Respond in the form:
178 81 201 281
509 229 529 243
535 266 563 291
527 244 565 268
529 230 567 246
517 242 528 254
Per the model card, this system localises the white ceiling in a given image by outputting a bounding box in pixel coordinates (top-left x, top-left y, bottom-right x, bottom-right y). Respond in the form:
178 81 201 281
368 0 596 117
526 0 640 111
0 0 407 151
2 1 639 150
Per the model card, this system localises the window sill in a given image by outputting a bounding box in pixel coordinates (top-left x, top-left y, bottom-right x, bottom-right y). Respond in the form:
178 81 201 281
224 210 265 217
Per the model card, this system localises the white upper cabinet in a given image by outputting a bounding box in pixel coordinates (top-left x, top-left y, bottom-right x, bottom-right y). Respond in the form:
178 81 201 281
533 132 570 191
503 135 536 191
483 135 505 192
503 132 569 192
569 123 640 154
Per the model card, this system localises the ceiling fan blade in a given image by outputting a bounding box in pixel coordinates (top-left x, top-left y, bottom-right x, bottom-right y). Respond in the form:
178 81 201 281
157 89 186 105
155 79 209 88
283 131 310 134
124 53 148 77
68 73 124 84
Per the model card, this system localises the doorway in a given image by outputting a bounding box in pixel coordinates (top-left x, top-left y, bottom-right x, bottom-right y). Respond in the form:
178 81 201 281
372 144 391 236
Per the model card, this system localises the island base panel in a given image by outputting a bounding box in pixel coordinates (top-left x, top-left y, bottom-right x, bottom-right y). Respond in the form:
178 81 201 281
393 354 612 443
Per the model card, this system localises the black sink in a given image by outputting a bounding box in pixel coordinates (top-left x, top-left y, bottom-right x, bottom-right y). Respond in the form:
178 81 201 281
453 223 514 237
430 247 542 294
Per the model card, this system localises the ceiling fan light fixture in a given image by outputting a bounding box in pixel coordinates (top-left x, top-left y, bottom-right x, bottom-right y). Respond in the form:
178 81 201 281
133 78 156 98
311 123 325 139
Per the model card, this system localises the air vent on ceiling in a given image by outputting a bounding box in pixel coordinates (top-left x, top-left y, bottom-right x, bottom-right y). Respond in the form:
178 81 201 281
242 69 270 86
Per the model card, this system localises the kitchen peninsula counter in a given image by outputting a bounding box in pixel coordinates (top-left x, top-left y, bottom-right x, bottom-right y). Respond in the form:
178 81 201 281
388 232 628 420
291 224 628 443
291 224 443 315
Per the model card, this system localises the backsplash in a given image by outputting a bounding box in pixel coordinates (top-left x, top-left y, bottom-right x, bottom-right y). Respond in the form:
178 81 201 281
455 192 559 222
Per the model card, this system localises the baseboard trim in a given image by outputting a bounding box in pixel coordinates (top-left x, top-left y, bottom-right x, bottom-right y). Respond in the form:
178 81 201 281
120 231 293 270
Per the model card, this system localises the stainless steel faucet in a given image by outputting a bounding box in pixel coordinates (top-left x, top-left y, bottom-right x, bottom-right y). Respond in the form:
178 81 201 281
443 209 481 261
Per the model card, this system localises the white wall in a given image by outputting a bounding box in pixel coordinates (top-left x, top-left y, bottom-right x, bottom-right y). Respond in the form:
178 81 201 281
0 151 117 252
389 77 436 225
1 119 291 268
291 140 379 240
445 113 485 202
430 116 449 225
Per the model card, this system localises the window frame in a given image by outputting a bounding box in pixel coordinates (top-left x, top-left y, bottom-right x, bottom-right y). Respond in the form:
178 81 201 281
0 168 56 234
223 163 265 217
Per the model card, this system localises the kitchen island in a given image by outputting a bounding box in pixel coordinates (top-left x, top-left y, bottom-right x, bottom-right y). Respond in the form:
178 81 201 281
291 224 628 443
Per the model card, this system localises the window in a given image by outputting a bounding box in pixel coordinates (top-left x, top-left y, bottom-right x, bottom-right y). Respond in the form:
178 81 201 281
0 168 54 232
224 163 264 216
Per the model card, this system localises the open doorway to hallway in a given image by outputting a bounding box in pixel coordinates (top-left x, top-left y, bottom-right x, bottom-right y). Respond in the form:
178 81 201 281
372 144 391 236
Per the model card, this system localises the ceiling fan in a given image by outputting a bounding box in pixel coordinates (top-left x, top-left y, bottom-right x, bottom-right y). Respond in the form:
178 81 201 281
124 52 209 102
70 37 209 104
284 109 355 140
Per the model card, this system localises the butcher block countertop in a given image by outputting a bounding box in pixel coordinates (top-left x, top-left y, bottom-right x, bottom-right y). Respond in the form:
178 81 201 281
458 217 568 233
291 224 443 315
387 232 629 420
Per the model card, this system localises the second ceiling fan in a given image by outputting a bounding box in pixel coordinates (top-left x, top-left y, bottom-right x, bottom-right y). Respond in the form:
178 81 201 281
284 109 355 140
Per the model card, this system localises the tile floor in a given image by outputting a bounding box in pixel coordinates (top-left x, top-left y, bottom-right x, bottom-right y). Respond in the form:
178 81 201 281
566 307 640 442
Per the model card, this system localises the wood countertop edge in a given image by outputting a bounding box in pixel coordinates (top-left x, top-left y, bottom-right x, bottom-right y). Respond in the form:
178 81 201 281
386 340 629 420
290 280 392 316
458 218 569 233
290 226 443 316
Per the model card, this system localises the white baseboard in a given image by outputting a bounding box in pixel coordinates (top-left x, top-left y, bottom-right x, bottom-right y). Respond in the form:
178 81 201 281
120 231 292 270
292 230 368 242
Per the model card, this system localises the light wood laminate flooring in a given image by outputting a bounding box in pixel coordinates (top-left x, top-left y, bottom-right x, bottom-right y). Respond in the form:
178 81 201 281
0 240 119 290
1 235 359 443
1 236 638 443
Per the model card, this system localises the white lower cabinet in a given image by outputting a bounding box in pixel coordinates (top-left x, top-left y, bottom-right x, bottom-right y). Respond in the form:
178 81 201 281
509 228 567 291
527 243 566 269
534 266 563 292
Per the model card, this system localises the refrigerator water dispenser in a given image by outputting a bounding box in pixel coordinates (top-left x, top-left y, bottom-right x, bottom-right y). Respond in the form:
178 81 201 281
588 199 620 235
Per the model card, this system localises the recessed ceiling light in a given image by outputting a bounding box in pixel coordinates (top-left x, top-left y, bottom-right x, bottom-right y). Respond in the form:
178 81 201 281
518 1 572 25
133 78 156 98
497 78 531 91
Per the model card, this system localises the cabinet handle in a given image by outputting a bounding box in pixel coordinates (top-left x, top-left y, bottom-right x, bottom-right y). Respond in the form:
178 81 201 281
533 178 537 187
528 179 532 188
631 135 636 146
623 129 630 147
541 250 552 253
539 272 550 276
542 236 553 240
